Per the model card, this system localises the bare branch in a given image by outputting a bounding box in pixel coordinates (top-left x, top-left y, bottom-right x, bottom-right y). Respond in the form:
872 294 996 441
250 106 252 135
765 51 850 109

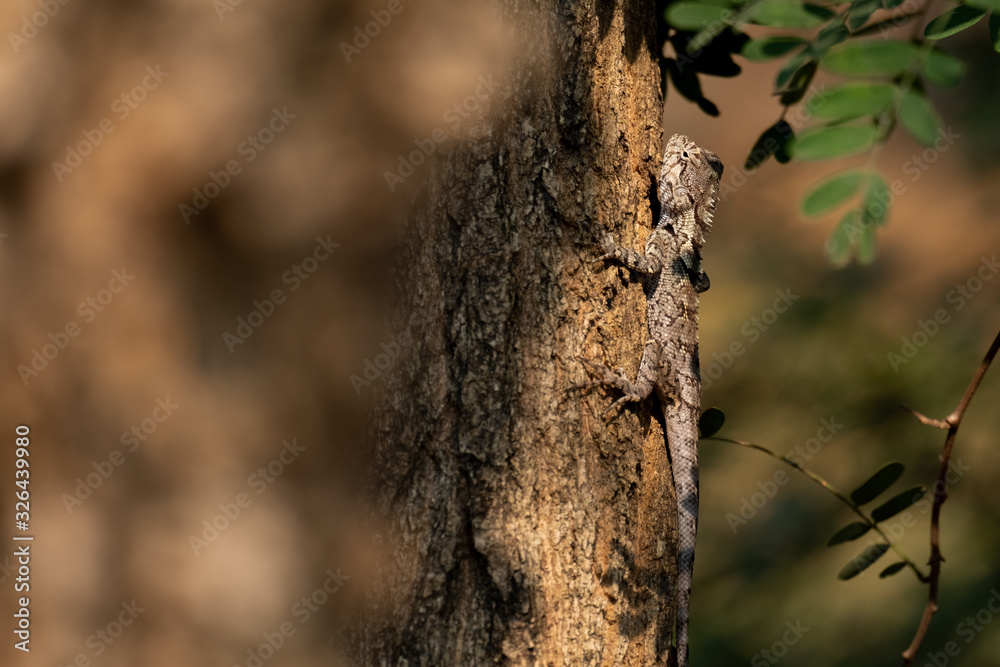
901 327 1000 665
901 406 948 430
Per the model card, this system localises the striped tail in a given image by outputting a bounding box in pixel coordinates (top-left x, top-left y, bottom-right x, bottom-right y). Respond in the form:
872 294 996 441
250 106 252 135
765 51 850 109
666 405 700 667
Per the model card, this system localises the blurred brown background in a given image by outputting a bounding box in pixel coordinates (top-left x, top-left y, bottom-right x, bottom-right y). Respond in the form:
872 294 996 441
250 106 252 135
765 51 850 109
0 0 997 665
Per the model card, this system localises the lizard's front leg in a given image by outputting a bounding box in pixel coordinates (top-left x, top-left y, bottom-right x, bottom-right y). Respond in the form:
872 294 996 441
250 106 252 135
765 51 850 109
594 231 663 275
584 339 660 414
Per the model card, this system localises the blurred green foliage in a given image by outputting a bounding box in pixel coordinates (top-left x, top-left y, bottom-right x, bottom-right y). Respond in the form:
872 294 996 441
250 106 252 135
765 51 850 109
656 0 1000 266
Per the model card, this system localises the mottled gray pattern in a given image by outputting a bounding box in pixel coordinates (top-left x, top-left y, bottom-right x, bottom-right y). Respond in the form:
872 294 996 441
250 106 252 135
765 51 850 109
592 134 722 667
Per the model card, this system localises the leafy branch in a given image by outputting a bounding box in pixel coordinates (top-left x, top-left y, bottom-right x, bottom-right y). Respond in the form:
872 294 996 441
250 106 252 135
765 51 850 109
656 0 1000 265
698 326 999 664
700 415 929 582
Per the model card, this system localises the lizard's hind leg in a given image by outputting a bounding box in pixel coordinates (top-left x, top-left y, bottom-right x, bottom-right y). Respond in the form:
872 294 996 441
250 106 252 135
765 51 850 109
585 339 660 414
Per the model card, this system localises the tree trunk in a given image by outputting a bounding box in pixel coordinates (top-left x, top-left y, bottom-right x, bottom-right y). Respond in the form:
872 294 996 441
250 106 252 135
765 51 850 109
358 1 679 664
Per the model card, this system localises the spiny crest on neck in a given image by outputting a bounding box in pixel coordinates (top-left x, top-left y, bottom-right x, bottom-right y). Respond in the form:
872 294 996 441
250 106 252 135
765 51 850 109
657 134 723 250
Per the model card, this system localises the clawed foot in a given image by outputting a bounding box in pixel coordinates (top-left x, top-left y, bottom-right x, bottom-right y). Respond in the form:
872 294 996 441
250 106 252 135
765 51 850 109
576 358 638 417
603 392 642 415
570 358 608 390
591 231 618 264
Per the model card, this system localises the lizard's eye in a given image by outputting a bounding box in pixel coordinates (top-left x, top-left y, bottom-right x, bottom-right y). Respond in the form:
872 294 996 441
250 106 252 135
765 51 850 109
682 151 689 158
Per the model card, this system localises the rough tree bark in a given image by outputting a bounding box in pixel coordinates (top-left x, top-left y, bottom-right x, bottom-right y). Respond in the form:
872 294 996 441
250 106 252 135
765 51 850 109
358 1 682 664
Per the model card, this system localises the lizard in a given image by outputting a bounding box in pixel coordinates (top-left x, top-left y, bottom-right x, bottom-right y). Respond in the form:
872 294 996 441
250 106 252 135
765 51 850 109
589 133 723 667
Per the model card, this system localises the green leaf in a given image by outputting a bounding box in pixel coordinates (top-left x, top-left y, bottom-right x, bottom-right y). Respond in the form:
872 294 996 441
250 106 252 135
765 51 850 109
924 6 987 40
900 89 941 147
666 2 733 30
809 23 850 58
699 407 726 437
879 562 908 578
861 173 891 226
673 26 745 72
775 52 810 91
827 210 857 266
667 59 721 116
850 462 905 505
838 543 890 580
871 486 928 522
742 36 808 61
882 0 908 7
779 61 818 105
856 219 877 264
991 14 1000 52
745 121 794 169
968 0 1000 9
848 0 882 30
827 521 872 546
923 49 965 87
808 83 894 119
792 125 879 160
801 170 866 217
689 26 727 54
775 127 794 163
749 0 835 27
822 40 919 77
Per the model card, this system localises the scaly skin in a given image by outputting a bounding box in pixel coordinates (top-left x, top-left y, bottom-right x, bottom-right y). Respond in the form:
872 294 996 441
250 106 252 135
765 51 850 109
592 134 723 667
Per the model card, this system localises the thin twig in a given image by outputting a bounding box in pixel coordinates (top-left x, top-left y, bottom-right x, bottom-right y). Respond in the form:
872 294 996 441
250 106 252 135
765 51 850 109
900 406 948 430
704 436 928 582
900 328 1000 665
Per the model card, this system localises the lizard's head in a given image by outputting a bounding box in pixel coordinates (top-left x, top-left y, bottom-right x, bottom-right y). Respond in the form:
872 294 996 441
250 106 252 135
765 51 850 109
658 134 724 243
